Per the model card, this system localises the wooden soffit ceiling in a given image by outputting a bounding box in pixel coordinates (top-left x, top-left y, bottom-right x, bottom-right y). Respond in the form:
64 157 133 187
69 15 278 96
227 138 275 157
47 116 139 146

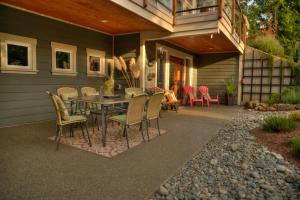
1 0 166 34
167 32 238 54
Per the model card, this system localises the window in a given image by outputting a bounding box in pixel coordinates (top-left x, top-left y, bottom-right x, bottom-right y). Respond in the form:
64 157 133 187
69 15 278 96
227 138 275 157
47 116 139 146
86 48 105 77
0 32 37 74
51 42 77 76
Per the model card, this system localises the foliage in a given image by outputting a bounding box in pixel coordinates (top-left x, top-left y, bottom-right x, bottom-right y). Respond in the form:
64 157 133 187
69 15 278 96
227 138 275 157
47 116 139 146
288 138 300 157
241 0 300 60
225 78 237 96
281 86 300 104
268 93 280 105
263 116 296 133
249 36 285 57
289 112 300 121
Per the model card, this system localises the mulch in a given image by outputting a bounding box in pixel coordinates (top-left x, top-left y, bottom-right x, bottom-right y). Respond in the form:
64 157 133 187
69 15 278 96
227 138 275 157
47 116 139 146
250 122 300 166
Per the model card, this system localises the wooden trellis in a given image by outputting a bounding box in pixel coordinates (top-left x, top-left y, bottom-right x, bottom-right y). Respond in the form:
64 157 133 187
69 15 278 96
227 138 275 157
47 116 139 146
241 47 294 104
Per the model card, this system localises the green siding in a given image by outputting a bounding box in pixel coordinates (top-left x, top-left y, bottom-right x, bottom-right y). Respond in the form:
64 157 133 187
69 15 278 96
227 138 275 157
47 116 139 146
0 5 113 127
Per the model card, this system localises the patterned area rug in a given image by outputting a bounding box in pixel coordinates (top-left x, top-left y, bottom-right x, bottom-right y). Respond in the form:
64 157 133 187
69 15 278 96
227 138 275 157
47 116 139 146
48 124 166 158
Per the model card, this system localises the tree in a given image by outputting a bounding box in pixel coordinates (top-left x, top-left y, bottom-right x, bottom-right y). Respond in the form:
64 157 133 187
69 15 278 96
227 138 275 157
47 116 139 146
242 0 300 61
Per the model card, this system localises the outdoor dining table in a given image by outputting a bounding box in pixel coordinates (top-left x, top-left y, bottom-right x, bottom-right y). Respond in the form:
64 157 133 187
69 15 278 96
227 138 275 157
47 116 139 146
69 95 129 147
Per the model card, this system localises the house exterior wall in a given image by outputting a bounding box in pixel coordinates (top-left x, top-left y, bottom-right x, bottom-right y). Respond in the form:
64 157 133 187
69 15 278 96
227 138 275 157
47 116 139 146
196 53 240 104
0 5 113 127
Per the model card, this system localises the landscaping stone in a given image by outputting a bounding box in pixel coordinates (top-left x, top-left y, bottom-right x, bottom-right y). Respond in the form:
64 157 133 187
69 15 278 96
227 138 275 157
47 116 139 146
153 110 300 200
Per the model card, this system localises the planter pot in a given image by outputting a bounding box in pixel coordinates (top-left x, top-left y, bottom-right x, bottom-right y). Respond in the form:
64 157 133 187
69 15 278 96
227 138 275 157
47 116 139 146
226 94 236 106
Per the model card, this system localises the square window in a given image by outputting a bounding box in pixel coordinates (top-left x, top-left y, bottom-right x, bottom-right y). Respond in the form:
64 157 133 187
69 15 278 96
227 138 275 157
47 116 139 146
86 48 105 77
0 32 37 74
56 51 70 69
51 42 77 76
7 44 29 66
89 56 100 71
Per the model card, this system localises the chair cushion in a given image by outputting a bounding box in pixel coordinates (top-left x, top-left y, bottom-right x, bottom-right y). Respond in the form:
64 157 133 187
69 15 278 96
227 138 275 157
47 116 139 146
61 91 78 101
53 95 70 121
68 115 87 122
109 114 126 124
86 91 99 96
165 91 178 103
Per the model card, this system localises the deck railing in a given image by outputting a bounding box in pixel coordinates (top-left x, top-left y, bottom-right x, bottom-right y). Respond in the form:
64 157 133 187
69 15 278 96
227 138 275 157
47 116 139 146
141 0 247 44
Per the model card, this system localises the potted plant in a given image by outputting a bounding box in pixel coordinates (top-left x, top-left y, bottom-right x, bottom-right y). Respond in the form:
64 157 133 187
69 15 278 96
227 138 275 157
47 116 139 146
225 78 237 106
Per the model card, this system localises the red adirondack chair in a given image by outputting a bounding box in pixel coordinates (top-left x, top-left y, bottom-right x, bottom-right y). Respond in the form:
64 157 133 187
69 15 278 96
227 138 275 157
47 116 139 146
184 86 203 107
199 86 219 107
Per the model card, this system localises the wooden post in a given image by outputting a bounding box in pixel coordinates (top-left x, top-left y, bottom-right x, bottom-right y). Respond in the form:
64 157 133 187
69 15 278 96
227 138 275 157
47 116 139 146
259 59 263 102
218 0 224 19
238 12 242 43
279 60 283 100
231 0 235 33
143 0 148 8
269 59 273 100
241 52 245 102
172 0 176 25
250 50 254 100
243 17 247 44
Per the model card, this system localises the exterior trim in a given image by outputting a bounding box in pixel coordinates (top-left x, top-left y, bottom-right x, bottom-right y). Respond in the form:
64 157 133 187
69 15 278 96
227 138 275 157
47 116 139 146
0 32 38 74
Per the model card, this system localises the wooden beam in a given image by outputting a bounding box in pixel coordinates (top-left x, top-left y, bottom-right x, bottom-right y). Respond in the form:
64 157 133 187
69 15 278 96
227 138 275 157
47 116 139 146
143 0 148 8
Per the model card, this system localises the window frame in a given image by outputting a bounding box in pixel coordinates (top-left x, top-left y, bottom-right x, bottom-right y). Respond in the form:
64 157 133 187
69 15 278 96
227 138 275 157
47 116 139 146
51 42 77 76
0 32 37 74
86 48 106 77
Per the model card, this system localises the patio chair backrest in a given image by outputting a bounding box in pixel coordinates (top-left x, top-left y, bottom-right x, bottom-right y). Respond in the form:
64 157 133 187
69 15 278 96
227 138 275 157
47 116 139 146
146 92 164 120
126 94 147 125
199 86 209 99
46 91 64 125
57 87 78 101
81 87 99 96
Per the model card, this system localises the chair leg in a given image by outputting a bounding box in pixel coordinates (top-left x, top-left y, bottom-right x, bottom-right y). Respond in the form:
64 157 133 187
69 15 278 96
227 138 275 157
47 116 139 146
156 118 161 136
124 126 130 149
140 121 145 142
80 123 85 138
90 114 95 134
55 125 59 142
56 126 63 150
84 122 92 147
146 120 150 141
96 116 100 131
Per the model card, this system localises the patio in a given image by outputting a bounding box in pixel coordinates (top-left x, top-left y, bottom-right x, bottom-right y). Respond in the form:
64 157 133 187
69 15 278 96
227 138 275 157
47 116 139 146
0 105 241 200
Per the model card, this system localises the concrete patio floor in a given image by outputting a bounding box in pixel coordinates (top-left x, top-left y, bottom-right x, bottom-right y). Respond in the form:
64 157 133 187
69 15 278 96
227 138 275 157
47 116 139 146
0 105 241 200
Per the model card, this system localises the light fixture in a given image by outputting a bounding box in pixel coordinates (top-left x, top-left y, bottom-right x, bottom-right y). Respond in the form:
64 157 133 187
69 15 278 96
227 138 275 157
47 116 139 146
101 19 108 23
210 34 214 39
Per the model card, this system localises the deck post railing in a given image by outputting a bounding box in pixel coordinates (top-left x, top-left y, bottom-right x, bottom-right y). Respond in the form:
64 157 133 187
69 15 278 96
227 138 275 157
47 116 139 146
231 0 235 33
218 0 224 19
172 0 176 25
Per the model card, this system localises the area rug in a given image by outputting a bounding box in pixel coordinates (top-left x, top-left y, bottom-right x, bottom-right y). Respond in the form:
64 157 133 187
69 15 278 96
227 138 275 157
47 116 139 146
48 124 166 158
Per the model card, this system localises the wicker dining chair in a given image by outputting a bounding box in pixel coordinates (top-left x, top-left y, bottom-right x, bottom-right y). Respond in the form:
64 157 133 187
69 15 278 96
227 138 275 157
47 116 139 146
81 87 99 96
144 92 164 141
108 94 147 148
57 87 79 113
47 91 91 150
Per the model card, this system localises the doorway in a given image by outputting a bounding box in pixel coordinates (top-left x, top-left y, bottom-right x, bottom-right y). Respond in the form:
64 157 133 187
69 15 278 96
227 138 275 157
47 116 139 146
169 56 185 98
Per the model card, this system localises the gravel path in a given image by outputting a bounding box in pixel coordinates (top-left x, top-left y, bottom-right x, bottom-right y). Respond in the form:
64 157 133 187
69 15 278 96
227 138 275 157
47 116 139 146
153 110 300 200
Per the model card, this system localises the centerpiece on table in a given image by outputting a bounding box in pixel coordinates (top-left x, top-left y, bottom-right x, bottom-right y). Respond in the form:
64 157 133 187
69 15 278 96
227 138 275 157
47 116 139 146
113 56 142 98
103 62 114 96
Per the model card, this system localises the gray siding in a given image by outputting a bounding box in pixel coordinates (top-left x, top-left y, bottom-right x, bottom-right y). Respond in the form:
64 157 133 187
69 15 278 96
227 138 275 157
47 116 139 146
0 5 113 127
113 33 140 88
197 53 239 104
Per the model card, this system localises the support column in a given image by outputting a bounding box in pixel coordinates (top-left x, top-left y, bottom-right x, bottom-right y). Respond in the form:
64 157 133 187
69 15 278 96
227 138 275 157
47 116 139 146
237 53 243 105
140 34 146 90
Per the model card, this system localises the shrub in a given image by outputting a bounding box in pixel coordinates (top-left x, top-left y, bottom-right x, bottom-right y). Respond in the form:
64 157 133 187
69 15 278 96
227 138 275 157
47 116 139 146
281 86 300 104
263 116 296 132
268 93 280 105
287 138 300 157
289 111 300 121
249 36 285 57
225 78 237 96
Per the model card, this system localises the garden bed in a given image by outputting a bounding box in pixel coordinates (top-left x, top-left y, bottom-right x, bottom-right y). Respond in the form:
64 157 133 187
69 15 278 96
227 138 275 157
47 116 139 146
250 122 300 166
